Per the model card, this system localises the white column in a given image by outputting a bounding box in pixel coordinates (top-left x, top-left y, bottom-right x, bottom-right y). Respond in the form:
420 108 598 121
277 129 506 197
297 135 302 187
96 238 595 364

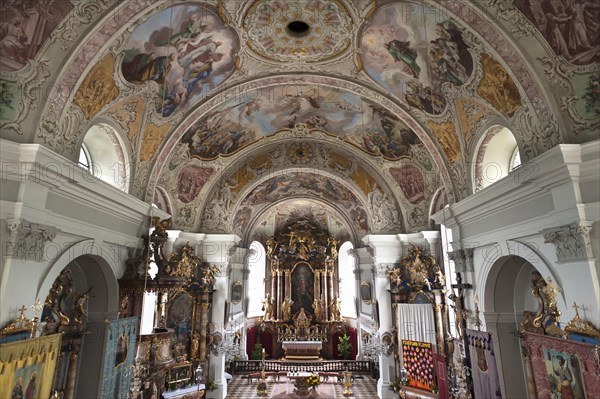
362 235 403 399
373 264 396 399
196 234 240 399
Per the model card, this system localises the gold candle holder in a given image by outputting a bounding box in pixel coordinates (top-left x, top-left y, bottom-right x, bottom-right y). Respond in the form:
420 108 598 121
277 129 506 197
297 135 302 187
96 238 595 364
342 369 353 397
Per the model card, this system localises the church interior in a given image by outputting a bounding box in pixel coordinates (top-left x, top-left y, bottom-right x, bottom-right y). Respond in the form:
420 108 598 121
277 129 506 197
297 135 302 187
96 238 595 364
0 1 599 398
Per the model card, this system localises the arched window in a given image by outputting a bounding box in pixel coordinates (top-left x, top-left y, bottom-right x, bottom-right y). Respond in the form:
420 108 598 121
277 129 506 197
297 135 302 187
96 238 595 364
79 143 91 170
80 123 130 192
472 125 519 192
510 147 521 171
247 241 266 318
338 241 357 319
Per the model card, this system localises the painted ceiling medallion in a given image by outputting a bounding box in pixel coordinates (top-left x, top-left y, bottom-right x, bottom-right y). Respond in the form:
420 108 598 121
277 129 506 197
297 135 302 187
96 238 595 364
244 0 352 62
288 143 312 163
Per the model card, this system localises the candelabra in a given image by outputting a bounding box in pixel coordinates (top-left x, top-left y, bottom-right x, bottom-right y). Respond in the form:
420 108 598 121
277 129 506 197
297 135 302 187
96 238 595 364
362 331 394 361
342 369 353 397
128 360 147 399
448 362 472 399
30 298 45 337
211 319 242 360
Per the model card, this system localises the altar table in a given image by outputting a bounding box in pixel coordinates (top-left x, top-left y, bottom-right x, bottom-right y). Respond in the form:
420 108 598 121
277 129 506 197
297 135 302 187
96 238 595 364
162 384 205 399
282 341 322 360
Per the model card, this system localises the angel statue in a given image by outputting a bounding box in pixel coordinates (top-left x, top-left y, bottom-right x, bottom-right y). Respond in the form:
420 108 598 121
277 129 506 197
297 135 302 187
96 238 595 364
434 267 446 289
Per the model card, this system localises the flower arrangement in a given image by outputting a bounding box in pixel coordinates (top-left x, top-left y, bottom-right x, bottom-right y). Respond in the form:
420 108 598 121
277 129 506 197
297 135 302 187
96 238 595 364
389 377 408 392
306 373 320 388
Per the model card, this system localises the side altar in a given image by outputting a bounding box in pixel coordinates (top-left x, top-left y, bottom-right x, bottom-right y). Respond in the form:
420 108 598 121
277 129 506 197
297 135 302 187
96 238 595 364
259 220 345 360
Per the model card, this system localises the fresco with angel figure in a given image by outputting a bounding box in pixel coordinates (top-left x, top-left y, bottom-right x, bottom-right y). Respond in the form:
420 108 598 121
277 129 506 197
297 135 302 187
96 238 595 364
361 2 474 115
180 85 422 160
120 4 238 117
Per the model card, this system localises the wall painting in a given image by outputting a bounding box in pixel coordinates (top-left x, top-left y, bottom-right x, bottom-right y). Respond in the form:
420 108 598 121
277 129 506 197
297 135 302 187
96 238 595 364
177 165 213 203
389 165 425 204
73 54 120 120
477 53 521 117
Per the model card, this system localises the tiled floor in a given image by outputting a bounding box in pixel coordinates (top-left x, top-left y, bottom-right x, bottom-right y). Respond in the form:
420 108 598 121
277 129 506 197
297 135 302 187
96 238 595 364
226 375 378 398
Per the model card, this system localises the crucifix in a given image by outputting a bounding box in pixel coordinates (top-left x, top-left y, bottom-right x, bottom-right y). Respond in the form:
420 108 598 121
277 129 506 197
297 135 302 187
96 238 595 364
450 272 472 340
572 302 580 318
18 305 27 319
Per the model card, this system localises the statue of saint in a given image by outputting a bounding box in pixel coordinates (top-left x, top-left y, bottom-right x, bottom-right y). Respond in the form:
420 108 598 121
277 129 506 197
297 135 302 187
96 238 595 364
434 267 446 288
282 297 294 321
331 296 343 321
266 236 278 258
312 298 322 321
327 236 338 259
191 331 200 359
262 294 274 321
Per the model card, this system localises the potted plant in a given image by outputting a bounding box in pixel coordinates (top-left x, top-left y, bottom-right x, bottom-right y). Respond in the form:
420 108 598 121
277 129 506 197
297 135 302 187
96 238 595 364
337 333 353 360
251 343 268 360
206 380 217 391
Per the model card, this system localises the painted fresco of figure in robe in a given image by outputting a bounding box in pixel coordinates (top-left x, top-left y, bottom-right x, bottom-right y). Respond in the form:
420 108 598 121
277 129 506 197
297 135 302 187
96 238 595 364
385 40 421 78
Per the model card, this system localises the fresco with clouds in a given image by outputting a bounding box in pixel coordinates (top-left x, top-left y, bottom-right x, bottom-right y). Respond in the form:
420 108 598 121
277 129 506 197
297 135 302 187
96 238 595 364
181 85 421 160
120 4 237 117
361 2 474 115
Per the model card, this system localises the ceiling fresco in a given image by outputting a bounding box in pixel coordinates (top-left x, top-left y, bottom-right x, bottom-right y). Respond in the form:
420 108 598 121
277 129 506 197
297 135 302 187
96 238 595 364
120 4 238 117
243 0 352 62
0 0 73 72
227 171 372 235
180 85 422 160
2 0 598 241
361 2 474 115
243 198 353 245
514 0 600 65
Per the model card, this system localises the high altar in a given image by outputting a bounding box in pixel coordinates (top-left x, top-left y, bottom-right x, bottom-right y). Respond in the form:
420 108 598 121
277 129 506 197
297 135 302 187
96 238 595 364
260 220 345 359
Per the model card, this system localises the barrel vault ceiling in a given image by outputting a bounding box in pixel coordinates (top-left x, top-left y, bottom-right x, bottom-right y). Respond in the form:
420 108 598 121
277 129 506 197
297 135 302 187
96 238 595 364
1 0 598 243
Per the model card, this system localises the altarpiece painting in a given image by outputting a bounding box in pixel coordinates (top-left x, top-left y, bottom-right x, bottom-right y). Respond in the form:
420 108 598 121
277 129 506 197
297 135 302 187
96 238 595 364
291 262 315 315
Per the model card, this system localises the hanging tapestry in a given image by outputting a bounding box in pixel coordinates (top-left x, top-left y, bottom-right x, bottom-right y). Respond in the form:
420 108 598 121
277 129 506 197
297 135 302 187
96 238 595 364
0 334 62 399
466 330 502 399
99 317 138 399
523 332 599 399
402 339 435 391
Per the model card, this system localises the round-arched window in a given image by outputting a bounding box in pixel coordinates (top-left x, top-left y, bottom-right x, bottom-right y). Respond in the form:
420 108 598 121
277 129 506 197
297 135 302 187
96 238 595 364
472 126 519 192
80 123 130 192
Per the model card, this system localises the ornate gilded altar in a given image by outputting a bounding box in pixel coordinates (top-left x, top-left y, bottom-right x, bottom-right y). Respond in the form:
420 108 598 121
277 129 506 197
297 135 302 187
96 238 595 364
120 218 215 399
262 221 345 357
262 220 344 360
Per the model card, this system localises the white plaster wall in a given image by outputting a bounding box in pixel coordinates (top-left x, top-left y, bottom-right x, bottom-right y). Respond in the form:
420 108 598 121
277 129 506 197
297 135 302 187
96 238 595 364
433 141 600 399
0 140 158 324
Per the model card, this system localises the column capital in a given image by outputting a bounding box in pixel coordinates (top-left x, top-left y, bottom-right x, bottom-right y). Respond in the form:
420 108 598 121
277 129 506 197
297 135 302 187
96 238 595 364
373 263 396 278
6 218 57 261
448 248 474 273
543 222 594 262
